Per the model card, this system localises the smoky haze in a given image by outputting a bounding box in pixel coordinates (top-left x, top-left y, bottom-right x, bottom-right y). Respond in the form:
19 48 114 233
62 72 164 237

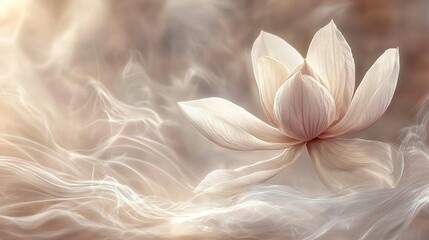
0 0 428 239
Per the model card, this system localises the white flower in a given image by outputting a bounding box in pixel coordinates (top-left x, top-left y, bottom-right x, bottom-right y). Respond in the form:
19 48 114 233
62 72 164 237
178 21 403 193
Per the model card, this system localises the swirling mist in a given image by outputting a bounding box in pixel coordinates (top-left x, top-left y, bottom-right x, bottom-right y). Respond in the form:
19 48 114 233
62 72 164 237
0 0 428 239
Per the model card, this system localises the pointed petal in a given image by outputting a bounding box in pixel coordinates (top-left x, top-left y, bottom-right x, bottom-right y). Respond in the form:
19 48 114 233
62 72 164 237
194 144 305 194
307 21 355 121
257 56 290 124
252 31 303 81
307 138 404 191
178 98 300 151
321 48 400 138
273 72 336 141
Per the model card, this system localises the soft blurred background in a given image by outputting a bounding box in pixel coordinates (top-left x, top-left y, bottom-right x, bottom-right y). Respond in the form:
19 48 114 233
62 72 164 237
0 0 428 239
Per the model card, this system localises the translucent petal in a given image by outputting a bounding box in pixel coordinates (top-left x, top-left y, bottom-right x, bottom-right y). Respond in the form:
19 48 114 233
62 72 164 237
307 21 355 121
256 56 290 124
252 31 303 82
321 48 400 138
194 144 305 193
274 72 336 141
178 98 300 150
307 138 404 191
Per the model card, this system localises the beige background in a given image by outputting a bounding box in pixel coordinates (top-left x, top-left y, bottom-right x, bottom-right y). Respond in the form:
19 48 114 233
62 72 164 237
0 0 428 239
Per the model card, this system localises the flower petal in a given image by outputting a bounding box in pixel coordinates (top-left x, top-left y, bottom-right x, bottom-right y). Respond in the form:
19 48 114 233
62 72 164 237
307 138 404 191
178 97 300 151
307 20 355 121
252 31 303 80
274 72 336 141
321 48 400 138
194 144 305 194
257 56 290 124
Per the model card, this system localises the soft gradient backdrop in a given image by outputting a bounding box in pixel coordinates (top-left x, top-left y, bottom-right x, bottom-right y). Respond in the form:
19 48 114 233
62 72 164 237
0 0 428 239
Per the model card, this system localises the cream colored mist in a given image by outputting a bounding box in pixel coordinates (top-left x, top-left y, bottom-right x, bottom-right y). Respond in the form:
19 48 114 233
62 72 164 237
0 1 428 240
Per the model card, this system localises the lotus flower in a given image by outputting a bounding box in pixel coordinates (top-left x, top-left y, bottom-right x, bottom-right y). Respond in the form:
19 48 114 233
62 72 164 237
178 21 404 193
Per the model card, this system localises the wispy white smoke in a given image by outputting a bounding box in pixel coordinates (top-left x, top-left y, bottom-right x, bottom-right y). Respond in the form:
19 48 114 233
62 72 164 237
0 0 428 239
1 74 428 239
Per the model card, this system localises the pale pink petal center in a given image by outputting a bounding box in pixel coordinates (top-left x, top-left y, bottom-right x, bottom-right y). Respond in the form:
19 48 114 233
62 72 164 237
274 72 336 141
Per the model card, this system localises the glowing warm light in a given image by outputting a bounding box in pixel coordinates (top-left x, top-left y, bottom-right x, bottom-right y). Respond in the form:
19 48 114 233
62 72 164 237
0 1 427 239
